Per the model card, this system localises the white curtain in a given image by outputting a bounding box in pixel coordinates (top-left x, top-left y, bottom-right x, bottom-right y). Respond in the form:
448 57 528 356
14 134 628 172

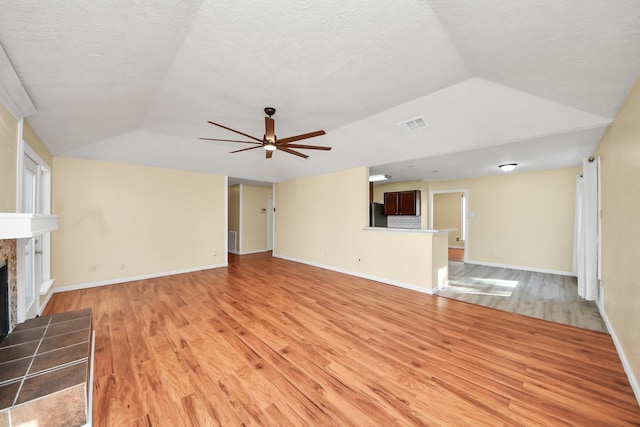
575 157 600 301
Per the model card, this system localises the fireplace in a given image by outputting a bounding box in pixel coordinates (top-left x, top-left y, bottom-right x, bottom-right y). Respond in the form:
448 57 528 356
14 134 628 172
0 240 17 333
0 259 8 342
0 213 58 329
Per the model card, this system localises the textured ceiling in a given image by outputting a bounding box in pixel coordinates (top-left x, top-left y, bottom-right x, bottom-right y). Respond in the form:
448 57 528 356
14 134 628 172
1 0 639 184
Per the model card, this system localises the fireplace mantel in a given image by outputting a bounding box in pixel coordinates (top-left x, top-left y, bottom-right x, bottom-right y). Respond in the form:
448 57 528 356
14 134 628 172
0 213 58 240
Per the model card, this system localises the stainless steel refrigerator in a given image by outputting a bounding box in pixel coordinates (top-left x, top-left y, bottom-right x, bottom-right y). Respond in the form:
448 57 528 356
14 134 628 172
369 202 387 227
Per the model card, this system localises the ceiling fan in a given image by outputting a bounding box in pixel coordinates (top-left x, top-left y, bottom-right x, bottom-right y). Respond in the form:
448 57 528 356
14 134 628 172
201 107 331 159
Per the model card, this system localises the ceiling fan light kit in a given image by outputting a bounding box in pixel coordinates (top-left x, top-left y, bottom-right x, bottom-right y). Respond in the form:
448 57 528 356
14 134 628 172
200 107 331 159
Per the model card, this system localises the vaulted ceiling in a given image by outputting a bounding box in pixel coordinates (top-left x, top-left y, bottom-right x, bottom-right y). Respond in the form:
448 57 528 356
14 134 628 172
1 0 639 184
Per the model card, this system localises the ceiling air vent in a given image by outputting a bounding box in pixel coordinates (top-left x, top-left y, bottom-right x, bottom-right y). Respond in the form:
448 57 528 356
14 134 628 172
396 116 428 135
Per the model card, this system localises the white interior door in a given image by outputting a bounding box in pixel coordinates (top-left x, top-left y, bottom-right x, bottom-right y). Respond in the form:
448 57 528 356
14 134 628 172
22 154 39 319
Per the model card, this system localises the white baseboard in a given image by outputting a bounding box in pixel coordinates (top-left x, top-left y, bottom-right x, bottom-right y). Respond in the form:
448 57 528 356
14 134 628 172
465 259 574 277
52 263 228 294
272 253 436 295
448 245 464 249
39 290 53 316
597 296 640 407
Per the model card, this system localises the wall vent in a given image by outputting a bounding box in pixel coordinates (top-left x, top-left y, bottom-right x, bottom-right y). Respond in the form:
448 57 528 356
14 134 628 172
396 116 428 134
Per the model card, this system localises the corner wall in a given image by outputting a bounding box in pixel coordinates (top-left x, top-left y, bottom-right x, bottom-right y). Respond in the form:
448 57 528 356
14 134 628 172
592 76 640 395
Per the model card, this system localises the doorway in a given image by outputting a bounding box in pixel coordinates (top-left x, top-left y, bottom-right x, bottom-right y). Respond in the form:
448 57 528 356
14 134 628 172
430 189 468 263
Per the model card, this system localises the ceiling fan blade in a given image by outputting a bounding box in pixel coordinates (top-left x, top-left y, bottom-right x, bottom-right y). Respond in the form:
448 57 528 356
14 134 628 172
265 117 275 142
278 130 326 145
283 143 332 151
200 137 261 145
208 121 263 143
276 145 309 159
266 149 273 159
230 146 263 154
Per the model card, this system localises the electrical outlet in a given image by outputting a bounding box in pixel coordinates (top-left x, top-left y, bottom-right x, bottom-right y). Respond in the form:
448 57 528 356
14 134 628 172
120 263 125 271
91 264 96 272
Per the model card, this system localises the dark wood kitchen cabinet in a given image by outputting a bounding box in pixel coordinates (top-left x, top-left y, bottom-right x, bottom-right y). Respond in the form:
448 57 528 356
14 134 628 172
384 190 421 215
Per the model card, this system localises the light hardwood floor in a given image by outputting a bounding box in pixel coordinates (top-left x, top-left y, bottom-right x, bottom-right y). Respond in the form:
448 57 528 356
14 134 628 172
438 261 607 332
43 253 640 426
448 248 464 262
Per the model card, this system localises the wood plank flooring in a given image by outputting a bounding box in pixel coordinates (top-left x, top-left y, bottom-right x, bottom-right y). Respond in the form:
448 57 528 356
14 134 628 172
439 261 607 332
448 248 464 262
43 252 640 426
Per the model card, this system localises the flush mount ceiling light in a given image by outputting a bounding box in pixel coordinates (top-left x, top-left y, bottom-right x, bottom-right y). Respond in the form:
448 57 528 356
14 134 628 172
498 163 518 172
369 174 391 182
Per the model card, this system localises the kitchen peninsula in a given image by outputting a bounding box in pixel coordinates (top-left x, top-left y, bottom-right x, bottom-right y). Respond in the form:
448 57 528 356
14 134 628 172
360 226 449 294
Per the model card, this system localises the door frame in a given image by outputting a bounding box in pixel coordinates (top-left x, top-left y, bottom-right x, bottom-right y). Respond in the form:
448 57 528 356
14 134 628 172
429 188 469 263
21 153 39 320
16 129 53 321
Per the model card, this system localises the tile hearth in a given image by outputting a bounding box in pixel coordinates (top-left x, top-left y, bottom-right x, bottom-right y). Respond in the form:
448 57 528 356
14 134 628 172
0 308 93 427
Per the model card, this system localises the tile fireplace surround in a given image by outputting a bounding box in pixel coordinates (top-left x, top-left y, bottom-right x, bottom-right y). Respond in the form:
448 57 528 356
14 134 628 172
0 213 58 329
0 240 17 331
0 308 94 427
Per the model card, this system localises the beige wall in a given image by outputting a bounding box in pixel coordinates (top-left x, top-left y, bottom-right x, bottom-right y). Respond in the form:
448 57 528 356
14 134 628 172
52 157 227 287
23 120 53 167
228 185 240 252
592 76 640 390
430 168 580 273
276 168 368 268
241 185 272 253
275 167 447 292
0 102 18 212
433 192 463 247
373 180 430 228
